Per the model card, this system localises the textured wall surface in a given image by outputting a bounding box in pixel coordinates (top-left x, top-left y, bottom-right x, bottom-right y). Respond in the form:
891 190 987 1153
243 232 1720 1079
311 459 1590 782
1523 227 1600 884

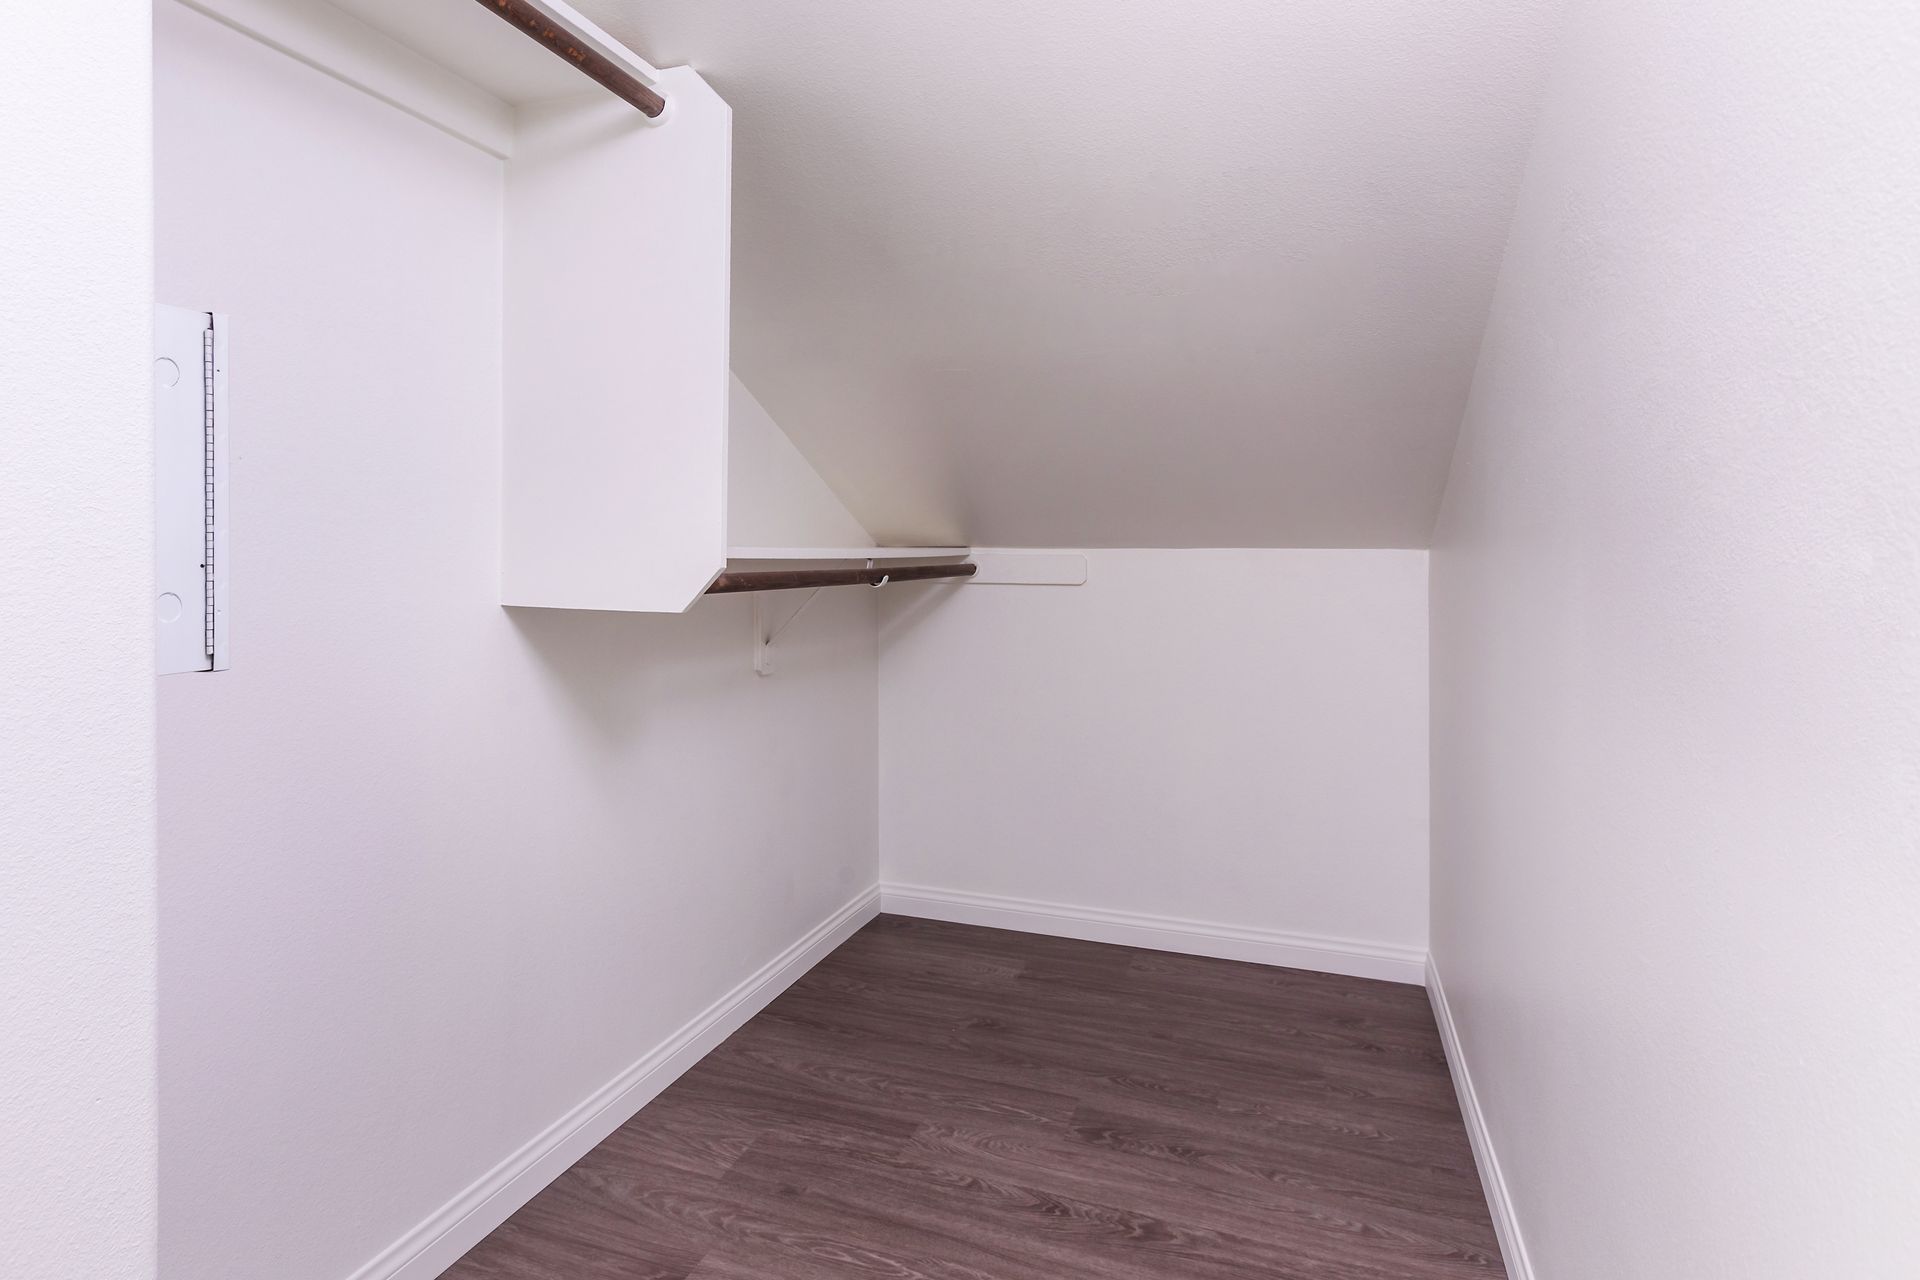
155 9 877 1280
881 550 1430 956
1430 0 1920 1275
0 5 158 1280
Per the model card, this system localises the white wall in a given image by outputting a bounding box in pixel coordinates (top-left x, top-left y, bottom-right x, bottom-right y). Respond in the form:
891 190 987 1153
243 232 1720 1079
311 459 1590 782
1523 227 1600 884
1429 0 1920 1275
0 6 158 1280
880 551 1429 975
154 8 876 1280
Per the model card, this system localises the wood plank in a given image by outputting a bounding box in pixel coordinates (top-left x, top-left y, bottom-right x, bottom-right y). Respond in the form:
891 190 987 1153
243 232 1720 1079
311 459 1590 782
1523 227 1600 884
443 915 1505 1279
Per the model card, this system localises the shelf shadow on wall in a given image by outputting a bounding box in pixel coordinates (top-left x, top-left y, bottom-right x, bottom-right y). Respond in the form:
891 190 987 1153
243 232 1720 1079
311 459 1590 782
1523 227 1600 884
874 576 971 653
503 589 876 748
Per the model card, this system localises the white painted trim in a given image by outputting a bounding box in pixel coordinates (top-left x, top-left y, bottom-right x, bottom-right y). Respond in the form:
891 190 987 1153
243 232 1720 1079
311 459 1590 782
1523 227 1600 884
174 0 517 157
1426 955 1536 1280
879 883 1426 985
346 887 882 1280
966 550 1088 586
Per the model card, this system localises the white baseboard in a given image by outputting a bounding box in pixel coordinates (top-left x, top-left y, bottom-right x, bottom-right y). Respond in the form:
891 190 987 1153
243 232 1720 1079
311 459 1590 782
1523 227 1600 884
1426 955 1535 1280
878 883 1426 985
346 887 882 1280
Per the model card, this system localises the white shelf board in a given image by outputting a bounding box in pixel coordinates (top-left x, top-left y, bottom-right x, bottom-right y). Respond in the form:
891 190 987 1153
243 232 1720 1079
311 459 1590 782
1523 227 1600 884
726 546 969 561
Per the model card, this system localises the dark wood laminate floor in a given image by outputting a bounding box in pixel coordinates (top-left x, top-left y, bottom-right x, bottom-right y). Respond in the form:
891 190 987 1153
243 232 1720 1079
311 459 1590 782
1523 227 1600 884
443 916 1504 1280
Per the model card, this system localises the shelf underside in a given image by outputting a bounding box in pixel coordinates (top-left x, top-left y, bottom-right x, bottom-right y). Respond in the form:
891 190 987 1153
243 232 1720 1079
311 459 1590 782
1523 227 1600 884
725 546 968 562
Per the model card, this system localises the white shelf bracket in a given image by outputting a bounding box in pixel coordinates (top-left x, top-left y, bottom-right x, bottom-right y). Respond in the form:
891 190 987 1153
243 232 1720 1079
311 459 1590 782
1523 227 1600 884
752 588 823 677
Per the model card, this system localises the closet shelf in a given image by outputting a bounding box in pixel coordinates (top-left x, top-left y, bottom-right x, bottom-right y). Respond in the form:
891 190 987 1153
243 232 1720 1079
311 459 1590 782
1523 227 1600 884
725 546 970 561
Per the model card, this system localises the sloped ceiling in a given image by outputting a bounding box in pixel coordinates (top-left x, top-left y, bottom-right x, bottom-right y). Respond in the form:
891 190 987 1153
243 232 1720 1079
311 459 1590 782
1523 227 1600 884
577 0 1562 547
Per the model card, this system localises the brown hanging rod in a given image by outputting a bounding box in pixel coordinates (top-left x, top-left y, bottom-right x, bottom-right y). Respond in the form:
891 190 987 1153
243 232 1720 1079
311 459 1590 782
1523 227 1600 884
706 563 979 595
469 0 668 118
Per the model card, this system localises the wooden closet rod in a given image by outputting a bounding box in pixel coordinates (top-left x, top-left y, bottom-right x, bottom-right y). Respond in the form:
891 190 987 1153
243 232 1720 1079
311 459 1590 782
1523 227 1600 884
469 0 667 118
706 564 978 595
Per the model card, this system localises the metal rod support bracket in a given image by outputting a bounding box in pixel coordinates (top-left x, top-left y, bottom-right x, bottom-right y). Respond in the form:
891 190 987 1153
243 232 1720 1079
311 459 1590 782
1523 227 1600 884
753 588 823 677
